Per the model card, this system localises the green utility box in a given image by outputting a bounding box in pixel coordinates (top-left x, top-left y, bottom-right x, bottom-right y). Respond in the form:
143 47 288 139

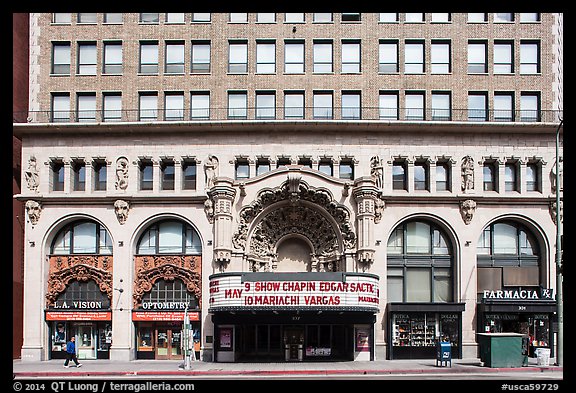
477 333 526 368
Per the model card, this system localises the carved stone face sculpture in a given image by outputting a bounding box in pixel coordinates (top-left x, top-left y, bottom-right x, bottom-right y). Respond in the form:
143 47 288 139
25 200 42 225
460 199 476 225
114 199 130 225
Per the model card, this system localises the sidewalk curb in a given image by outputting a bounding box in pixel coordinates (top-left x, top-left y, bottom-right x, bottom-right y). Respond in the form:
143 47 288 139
13 366 563 378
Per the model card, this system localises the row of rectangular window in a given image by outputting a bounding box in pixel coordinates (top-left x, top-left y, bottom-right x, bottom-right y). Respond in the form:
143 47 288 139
46 156 541 192
52 40 542 76
49 159 198 193
50 90 542 123
390 159 542 193
47 157 543 194
52 13 541 25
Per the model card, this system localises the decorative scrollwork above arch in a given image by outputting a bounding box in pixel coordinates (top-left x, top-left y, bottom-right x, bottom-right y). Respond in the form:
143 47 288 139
232 179 356 252
45 256 113 307
133 255 202 308
250 205 339 259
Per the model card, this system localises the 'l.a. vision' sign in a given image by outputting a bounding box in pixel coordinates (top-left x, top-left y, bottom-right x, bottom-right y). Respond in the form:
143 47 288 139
482 288 554 300
52 301 108 309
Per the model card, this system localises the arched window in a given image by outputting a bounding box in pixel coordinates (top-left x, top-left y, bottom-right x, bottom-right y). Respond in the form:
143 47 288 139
477 221 540 294
51 220 112 255
137 220 201 255
54 280 111 308
387 220 453 302
142 279 199 309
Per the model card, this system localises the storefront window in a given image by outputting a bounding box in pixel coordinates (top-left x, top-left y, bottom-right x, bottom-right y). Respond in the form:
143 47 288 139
391 312 461 359
51 322 67 352
98 323 112 351
439 314 459 344
138 327 154 350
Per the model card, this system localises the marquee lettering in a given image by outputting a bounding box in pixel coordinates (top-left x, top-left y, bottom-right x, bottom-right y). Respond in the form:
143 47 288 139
208 275 380 311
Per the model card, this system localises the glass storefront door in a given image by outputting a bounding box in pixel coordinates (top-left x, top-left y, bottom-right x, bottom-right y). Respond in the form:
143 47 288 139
171 330 182 358
76 324 96 359
155 328 183 360
156 328 169 359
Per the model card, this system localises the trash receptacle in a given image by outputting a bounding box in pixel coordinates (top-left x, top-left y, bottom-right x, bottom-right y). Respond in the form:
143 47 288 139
477 333 525 368
536 348 551 366
436 341 452 367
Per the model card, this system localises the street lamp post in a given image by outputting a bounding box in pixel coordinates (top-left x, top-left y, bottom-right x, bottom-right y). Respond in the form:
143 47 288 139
555 119 563 366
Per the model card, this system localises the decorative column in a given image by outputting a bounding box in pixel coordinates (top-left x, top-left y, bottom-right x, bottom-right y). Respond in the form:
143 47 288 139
209 178 236 272
352 177 380 272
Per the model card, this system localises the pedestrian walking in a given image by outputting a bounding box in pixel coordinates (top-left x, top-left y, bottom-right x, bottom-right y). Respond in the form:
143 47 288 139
63 336 82 368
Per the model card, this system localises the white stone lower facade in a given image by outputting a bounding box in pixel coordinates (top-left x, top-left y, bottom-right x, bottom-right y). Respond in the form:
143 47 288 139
17 122 561 362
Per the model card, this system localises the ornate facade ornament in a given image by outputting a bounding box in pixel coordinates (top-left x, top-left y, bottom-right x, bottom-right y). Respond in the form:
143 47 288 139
250 205 340 260
204 198 214 223
114 199 130 225
24 156 40 192
370 156 384 189
25 200 42 225
115 157 129 190
460 199 477 225
204 154 219 189
45 255 113 307
550 200 563 224
133 255 201 308
374 197 385 224
461 155 475 192
233 180 356 253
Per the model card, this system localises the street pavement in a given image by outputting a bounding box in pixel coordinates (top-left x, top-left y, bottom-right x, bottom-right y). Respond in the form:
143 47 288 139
13 356 563 380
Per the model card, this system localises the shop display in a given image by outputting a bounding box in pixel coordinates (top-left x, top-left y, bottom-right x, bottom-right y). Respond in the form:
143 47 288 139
392 314 436 347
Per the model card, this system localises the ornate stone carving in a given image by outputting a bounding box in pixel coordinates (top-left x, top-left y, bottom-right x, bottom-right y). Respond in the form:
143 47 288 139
550 200 563 224
233 180 356 252
115 157 129 190
357 250 375 272
287 172 301 195
114 199 130 225
250 205 340 260
370 156 384 189
204 154 219 189
133 255 201 308
24 156 40 192
45 255 113 307
374 198 385 224
460 199 477 225
25 200 42 225
461 156 475 192
317 260 338 272
204 198 214 223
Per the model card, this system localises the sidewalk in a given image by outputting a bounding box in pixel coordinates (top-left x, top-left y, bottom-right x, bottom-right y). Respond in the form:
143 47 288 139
13 357 563 379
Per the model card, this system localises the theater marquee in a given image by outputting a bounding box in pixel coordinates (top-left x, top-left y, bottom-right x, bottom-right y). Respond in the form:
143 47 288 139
208 272 380 312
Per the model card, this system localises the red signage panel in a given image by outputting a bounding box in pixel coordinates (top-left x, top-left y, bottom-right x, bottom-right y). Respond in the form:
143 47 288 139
132 311 200 322
45 311 112 321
